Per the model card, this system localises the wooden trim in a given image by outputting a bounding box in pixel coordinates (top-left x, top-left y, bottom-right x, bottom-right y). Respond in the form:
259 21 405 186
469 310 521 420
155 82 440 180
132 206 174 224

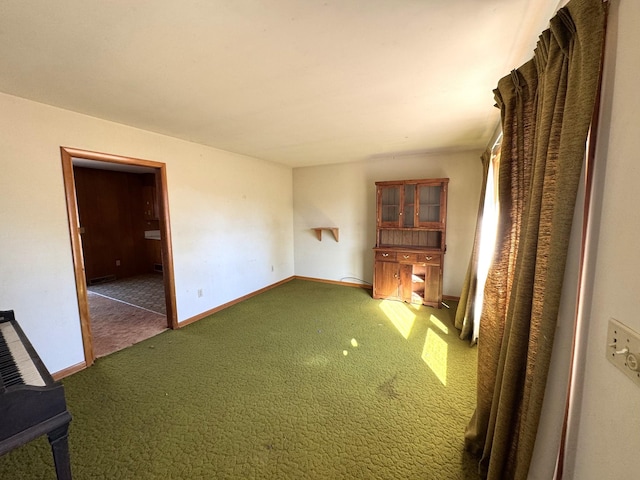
59 146 178 367
156 164 179 329
442 295 461 302
294 276 373 289
60 148 95 366
60 147 165 169
179 276 377 328
178 277 296 327
52 361 87 381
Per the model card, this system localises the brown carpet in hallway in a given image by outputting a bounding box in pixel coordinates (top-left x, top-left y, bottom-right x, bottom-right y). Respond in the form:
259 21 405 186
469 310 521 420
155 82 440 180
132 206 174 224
88 292 168 358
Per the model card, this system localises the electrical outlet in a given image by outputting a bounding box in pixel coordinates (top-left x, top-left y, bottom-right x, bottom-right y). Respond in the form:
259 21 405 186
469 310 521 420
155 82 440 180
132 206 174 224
606 318 640 387
197 289 203 298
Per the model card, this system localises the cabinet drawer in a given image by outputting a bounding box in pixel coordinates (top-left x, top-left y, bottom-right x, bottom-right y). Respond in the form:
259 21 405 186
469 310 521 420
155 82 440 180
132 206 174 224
396 252 418 263
417 253 441 265
375 251 396 262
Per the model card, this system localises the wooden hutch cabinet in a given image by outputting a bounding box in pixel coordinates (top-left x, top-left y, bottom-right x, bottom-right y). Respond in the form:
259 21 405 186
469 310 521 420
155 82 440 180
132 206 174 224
373 178 448 308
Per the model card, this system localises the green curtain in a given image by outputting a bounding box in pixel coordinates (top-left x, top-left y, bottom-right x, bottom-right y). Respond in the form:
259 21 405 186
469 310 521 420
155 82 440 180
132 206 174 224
455 149 491 343
464 0 607 478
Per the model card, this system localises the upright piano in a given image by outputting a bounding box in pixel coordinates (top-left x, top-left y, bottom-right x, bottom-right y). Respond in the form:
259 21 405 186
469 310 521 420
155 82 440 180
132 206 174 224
0 310 72 479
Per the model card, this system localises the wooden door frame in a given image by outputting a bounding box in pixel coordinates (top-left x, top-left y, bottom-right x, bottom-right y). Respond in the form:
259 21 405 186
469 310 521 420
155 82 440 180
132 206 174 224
60 147 178 367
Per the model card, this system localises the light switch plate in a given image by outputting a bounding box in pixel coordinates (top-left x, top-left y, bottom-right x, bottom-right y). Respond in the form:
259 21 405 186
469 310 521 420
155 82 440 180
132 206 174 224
606 318 640 387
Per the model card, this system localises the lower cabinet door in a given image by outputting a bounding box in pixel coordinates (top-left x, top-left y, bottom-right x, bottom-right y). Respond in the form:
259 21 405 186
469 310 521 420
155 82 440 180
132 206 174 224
374 259 442 308
423 265 441 307
373 261 400 300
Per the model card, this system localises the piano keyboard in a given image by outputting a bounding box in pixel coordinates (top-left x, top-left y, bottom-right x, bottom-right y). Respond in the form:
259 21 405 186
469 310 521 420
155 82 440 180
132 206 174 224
0 321 46 388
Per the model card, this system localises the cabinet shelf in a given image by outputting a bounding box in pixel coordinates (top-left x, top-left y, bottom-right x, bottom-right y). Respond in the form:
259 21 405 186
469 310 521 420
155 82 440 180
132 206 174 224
312 227 339 242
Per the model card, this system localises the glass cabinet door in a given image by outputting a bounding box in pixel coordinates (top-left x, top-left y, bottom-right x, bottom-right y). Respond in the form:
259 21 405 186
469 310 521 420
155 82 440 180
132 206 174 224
417 184 442 226
378 185 401 226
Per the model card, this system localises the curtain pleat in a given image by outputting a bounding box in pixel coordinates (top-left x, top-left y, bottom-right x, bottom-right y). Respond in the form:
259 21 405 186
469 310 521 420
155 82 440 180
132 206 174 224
464 0 607 478
455 149 491 342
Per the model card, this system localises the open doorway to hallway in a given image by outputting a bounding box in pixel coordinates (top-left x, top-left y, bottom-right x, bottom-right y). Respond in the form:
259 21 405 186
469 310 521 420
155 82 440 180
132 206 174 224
60 147 178 366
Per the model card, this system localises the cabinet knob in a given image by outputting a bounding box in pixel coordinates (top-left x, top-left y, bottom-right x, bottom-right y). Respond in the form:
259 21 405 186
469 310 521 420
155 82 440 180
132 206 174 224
425 256 432 261
382 253 389 257
403 255 410 259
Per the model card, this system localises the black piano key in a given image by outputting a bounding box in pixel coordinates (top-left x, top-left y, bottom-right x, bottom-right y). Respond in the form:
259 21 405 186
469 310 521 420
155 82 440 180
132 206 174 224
0 328 24 387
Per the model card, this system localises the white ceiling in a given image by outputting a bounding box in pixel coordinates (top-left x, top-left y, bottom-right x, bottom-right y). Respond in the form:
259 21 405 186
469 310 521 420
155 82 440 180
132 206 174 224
0 0 558 168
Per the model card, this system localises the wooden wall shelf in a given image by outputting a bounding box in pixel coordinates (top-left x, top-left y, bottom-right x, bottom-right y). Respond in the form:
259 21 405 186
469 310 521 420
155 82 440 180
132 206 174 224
312 227 339 242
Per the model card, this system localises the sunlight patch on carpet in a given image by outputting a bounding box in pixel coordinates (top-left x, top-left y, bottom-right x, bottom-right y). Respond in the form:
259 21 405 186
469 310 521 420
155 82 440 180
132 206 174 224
422 327 448 386
379 300 416 339
429 314 449 335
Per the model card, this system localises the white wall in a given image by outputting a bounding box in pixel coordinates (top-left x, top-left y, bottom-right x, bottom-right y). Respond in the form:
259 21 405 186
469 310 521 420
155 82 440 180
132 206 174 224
0 93 294 375
563 1 640 477
292 151 483 296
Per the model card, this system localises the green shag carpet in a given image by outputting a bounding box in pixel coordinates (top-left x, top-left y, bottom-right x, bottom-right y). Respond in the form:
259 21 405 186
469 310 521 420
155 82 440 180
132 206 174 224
0 279 480 479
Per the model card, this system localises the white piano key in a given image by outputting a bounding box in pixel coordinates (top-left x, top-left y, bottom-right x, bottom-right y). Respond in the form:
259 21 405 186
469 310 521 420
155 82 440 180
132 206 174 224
0 322 46 387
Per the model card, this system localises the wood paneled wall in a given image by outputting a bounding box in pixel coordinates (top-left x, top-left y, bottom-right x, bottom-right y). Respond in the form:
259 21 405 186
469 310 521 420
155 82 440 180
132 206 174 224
74 167 158 283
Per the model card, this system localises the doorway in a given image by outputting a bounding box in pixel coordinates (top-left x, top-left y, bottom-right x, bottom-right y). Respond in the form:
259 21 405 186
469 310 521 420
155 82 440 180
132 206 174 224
60 147 177 367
